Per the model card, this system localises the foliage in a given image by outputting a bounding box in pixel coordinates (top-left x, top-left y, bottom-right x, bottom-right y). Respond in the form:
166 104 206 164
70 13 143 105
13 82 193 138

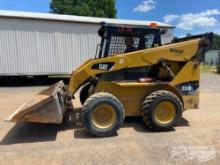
212 33 220 50
50 0 116 18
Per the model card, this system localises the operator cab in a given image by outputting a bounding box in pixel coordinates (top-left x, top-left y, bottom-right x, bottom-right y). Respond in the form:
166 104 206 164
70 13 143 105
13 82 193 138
97 24 174 83
97 23 162 59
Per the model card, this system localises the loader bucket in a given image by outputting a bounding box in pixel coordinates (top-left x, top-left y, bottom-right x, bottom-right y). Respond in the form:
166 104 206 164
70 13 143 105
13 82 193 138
6 81 66 124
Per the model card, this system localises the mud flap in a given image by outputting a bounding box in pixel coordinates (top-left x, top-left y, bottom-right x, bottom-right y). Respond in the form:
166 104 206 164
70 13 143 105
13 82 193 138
5 81 66 124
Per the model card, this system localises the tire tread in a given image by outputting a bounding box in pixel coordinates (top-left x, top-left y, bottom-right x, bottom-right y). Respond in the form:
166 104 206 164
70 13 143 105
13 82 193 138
141 90 183 131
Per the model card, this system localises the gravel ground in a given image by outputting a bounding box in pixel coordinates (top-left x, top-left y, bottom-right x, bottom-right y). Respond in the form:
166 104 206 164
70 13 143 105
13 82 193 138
0 73 220 165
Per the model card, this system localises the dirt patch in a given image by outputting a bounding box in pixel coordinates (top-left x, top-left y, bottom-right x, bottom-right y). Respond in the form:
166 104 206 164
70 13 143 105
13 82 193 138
0 73 220 164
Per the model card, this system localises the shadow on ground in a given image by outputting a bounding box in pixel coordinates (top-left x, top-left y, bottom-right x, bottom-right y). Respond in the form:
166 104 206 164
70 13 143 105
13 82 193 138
73 116 189 139
0 122 83 145
0 112 190 145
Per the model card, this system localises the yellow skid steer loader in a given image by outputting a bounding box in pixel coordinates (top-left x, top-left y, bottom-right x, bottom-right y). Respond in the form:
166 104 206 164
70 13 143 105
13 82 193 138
6 23 213 136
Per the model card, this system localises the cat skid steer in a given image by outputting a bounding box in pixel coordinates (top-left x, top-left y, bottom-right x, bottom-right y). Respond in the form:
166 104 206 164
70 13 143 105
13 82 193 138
6 23 213 136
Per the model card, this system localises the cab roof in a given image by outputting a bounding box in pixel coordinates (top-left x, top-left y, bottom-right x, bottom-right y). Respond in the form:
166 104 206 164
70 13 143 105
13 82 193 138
98 24 161 37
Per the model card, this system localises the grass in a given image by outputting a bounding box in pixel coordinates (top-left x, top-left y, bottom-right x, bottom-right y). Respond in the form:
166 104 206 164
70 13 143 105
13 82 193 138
200 64 218 73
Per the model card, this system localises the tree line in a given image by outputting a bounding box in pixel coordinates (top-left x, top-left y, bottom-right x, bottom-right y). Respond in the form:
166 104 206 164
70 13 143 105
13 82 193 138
50 0 116 18
213 34 220 50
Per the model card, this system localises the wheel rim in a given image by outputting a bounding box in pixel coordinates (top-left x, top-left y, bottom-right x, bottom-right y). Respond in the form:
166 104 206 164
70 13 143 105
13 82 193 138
92 104 116 129
154 101 176 125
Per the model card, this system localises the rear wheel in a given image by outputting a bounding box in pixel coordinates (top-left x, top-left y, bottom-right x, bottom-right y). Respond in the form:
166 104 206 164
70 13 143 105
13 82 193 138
141 90 183 131
82 92 125 137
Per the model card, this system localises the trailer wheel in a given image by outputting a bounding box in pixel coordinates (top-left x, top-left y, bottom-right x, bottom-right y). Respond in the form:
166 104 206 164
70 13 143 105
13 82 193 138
141 90 183 131
32 76 48 85
5 76 20 86
82 92 125 137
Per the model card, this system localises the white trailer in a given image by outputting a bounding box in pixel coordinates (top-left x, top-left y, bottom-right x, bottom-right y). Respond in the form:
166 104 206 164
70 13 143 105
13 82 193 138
0 10 174 84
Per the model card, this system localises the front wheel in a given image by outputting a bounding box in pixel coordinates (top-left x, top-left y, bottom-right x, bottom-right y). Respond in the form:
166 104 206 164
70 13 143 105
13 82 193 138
82 92 125 137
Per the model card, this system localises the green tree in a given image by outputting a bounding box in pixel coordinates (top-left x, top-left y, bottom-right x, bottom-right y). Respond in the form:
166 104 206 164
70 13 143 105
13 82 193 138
50 0 116 18
212 34 220 50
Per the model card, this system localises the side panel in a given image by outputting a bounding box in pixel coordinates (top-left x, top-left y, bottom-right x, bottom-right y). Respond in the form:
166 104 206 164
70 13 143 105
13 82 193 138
94 81 182 116
171 61 200 110
0 18 100 75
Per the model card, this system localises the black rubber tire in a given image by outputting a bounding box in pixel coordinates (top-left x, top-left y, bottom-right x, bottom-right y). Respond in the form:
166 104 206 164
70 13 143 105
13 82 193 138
141 90 183 131
80 83 91 105
82 92 125 137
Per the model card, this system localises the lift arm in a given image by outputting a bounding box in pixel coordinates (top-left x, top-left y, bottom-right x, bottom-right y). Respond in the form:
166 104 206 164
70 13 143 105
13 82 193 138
68 39 202 96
